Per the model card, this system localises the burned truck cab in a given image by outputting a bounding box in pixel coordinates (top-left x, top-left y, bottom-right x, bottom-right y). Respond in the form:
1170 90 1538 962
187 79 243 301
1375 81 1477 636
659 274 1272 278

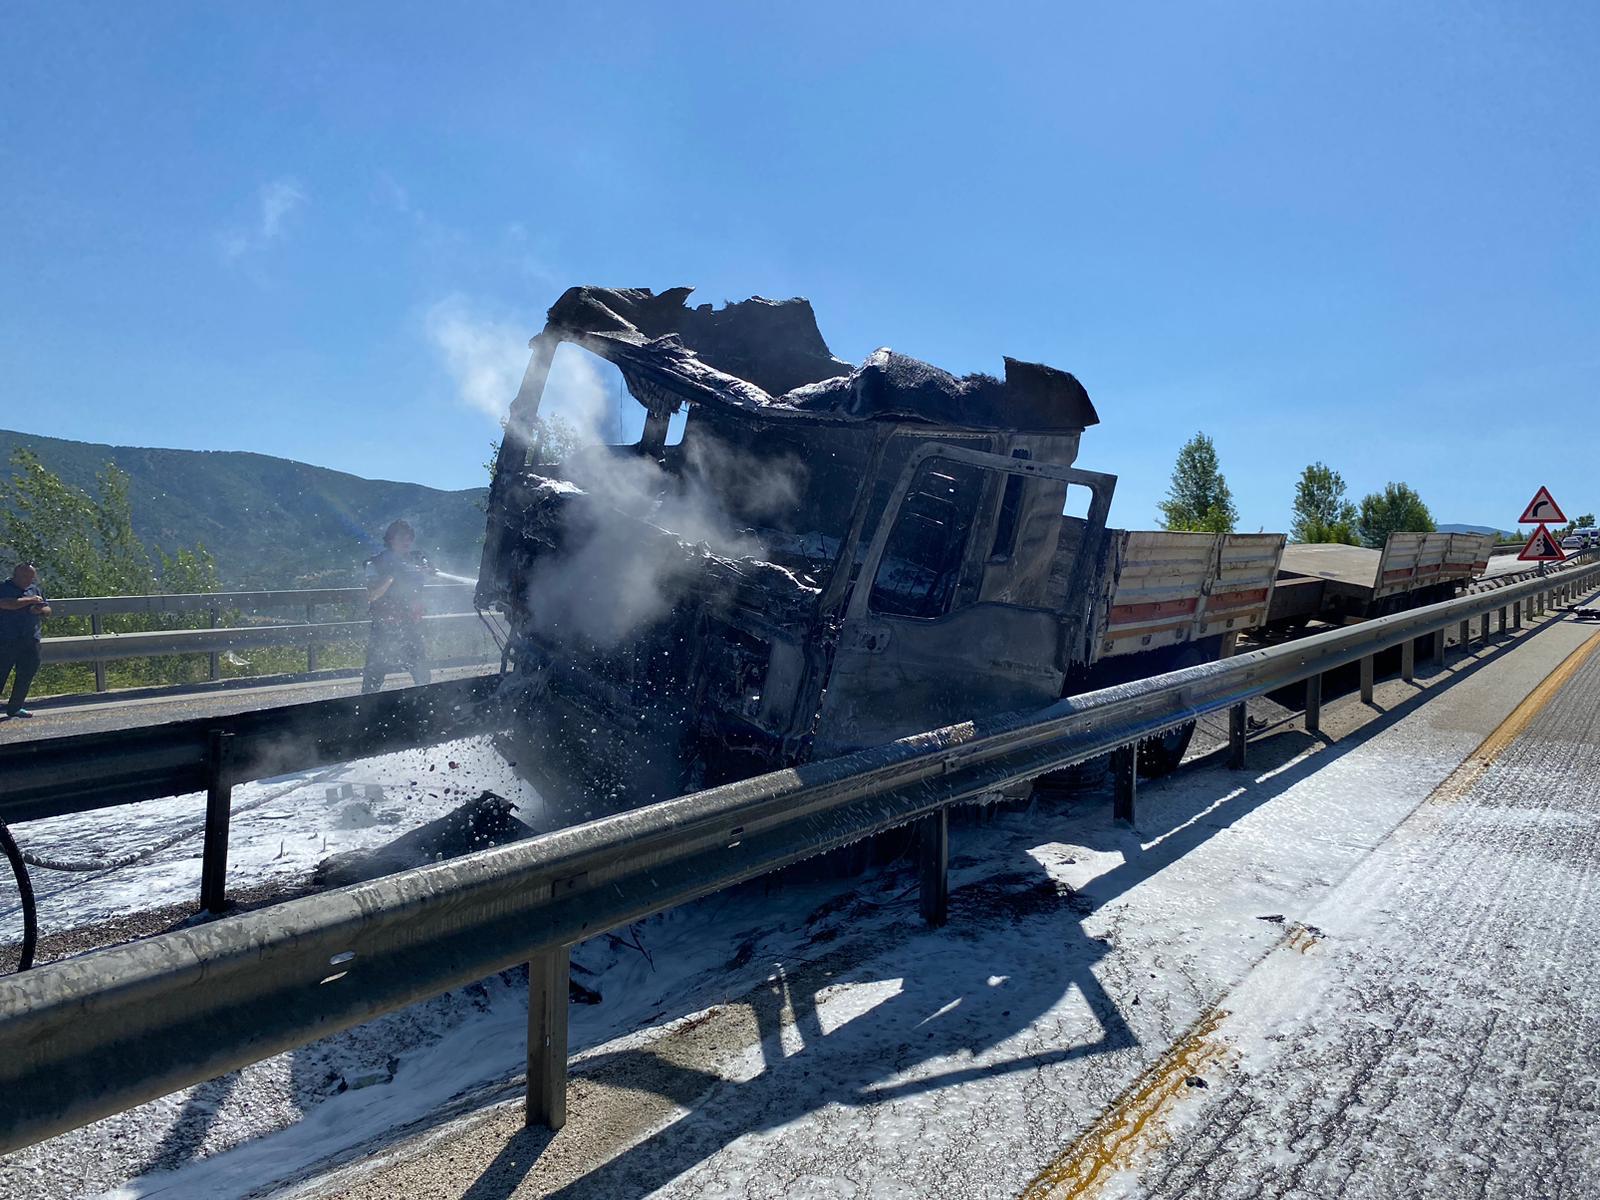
477 286 1115 815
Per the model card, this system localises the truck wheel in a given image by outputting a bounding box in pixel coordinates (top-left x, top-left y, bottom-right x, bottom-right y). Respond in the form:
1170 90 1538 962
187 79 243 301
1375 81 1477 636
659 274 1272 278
1137 721 1196 778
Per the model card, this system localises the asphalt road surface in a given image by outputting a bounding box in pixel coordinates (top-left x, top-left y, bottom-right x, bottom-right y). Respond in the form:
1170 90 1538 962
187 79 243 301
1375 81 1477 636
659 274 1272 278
9 591 1600 1200
296 596 1600 1199
1029 622 1600 1199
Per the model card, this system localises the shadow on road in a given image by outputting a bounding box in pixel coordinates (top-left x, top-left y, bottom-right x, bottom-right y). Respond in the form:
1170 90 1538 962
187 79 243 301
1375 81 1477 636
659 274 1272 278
459 614 1575 1198
94 610 1577 1195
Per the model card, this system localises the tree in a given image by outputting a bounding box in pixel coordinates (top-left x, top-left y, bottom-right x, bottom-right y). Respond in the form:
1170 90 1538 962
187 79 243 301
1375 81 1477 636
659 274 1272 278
1158 432 1238 533
1290 462 1358 544
157 544 220 595
1556 513 1595 538
0 449 154 596
0 449 220 597
1355 482 1435 548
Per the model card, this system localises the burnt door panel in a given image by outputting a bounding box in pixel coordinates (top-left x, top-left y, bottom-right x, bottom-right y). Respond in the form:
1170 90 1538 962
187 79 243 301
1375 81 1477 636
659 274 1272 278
813 603 1065 755
813 445 1112 758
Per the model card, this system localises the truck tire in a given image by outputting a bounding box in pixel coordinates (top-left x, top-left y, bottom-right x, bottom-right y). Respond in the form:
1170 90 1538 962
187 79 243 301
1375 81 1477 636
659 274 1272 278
1137 722 1196 777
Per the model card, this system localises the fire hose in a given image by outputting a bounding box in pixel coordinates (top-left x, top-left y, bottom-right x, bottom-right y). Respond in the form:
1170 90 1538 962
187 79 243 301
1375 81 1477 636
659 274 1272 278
0 819 37 973
0 767 351 973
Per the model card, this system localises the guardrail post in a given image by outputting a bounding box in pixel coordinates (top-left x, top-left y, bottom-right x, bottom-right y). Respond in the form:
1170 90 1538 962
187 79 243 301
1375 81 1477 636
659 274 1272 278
1401 638 1415 683
208 607 221 681
1111 745 1137 824
1431 628 1446 664
1514 600 1523 630
90 613 107 692
1498 606 1508 635
1304 674 1322 734
526 946 570 1131
1360 655 1374 704
306 604 319 673
1228 702 1247 770
199 731 234 914
1481 612 1492 644
1458 619 1471 656
919 808 950 925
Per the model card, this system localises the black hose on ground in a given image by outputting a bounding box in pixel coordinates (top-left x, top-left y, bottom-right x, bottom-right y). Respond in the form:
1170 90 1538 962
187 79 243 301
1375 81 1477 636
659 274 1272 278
22 848 145 872
0 819 37 972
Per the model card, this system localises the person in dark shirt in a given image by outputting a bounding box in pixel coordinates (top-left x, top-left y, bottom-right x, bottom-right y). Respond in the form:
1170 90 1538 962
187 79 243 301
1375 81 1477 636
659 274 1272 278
361 520 435 693
0 562 51 719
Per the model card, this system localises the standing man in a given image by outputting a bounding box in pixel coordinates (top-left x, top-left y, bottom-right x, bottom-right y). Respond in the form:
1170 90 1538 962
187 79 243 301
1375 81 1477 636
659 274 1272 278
0 562 50 720
362 520 435 693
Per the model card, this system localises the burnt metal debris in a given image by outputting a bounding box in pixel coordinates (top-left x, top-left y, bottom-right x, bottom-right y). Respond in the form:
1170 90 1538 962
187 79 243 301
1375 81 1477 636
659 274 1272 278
475 286 1477 817
476 286 1129 815
474 287 1252 814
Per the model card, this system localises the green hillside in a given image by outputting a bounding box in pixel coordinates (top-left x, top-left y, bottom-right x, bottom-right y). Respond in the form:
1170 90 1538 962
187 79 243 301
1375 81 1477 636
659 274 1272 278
0 429 488 589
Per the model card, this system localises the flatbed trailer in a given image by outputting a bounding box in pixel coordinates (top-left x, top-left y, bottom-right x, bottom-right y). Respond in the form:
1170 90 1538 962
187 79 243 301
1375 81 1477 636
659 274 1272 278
1085 529 1285 663
1266 532 1494 629
1036 527 1286 773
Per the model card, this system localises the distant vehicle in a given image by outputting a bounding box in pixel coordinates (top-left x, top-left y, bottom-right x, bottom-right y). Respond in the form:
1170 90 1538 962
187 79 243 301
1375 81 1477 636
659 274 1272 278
1561 534 1586 551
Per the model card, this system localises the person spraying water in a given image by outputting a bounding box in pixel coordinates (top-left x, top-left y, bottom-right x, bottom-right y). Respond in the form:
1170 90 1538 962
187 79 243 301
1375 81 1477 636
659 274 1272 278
361 520 436 693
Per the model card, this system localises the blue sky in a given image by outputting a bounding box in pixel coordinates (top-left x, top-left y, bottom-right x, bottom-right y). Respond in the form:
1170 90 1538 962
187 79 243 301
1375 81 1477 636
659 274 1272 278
2 2 1596 533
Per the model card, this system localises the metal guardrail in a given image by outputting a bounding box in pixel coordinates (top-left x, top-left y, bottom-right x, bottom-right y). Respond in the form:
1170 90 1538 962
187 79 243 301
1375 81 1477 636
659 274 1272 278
1 563 1598 1153
1468 550 1598 593
44 583 475 618
40 611 491 665
0 674 504 827
35 584 493 690
0 674 506 919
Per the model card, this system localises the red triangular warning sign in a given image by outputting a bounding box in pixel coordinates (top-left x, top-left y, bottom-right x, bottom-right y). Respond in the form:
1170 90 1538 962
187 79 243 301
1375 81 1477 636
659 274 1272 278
1519 486 1566 524
1517 523 1565 562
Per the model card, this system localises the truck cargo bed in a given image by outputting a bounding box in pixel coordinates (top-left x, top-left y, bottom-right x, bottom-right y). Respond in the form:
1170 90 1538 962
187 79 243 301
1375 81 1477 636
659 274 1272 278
1268 532 1494 625
1089 530 1286 660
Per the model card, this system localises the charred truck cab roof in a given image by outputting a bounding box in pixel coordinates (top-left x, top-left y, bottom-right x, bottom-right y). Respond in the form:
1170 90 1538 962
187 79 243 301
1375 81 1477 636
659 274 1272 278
478 286 1117 816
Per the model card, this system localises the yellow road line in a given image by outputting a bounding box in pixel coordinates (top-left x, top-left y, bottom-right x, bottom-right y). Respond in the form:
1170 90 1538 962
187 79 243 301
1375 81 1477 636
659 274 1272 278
1426 627 1600 805
1020 630 1600 1199
1018 1010 1231 1200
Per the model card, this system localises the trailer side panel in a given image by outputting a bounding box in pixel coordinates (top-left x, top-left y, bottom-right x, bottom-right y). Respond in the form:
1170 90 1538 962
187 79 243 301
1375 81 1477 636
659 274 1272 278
1093 530 1285 660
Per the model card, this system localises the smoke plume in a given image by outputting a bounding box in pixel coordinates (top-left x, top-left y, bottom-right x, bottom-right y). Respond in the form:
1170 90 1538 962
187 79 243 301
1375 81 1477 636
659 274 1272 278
426 300 612 436
521 403 806 648
428 307 809 649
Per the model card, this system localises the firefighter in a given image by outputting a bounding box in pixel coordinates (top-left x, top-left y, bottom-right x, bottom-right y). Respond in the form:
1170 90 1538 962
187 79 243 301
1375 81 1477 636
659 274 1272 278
361 521 435 693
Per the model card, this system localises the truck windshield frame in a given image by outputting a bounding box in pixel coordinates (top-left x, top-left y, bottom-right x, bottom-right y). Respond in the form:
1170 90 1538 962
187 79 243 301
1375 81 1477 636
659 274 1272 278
849 444 1116 625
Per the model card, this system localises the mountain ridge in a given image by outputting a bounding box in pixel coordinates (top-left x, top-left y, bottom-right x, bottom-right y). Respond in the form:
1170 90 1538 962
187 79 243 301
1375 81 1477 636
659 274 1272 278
0 428 488 588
